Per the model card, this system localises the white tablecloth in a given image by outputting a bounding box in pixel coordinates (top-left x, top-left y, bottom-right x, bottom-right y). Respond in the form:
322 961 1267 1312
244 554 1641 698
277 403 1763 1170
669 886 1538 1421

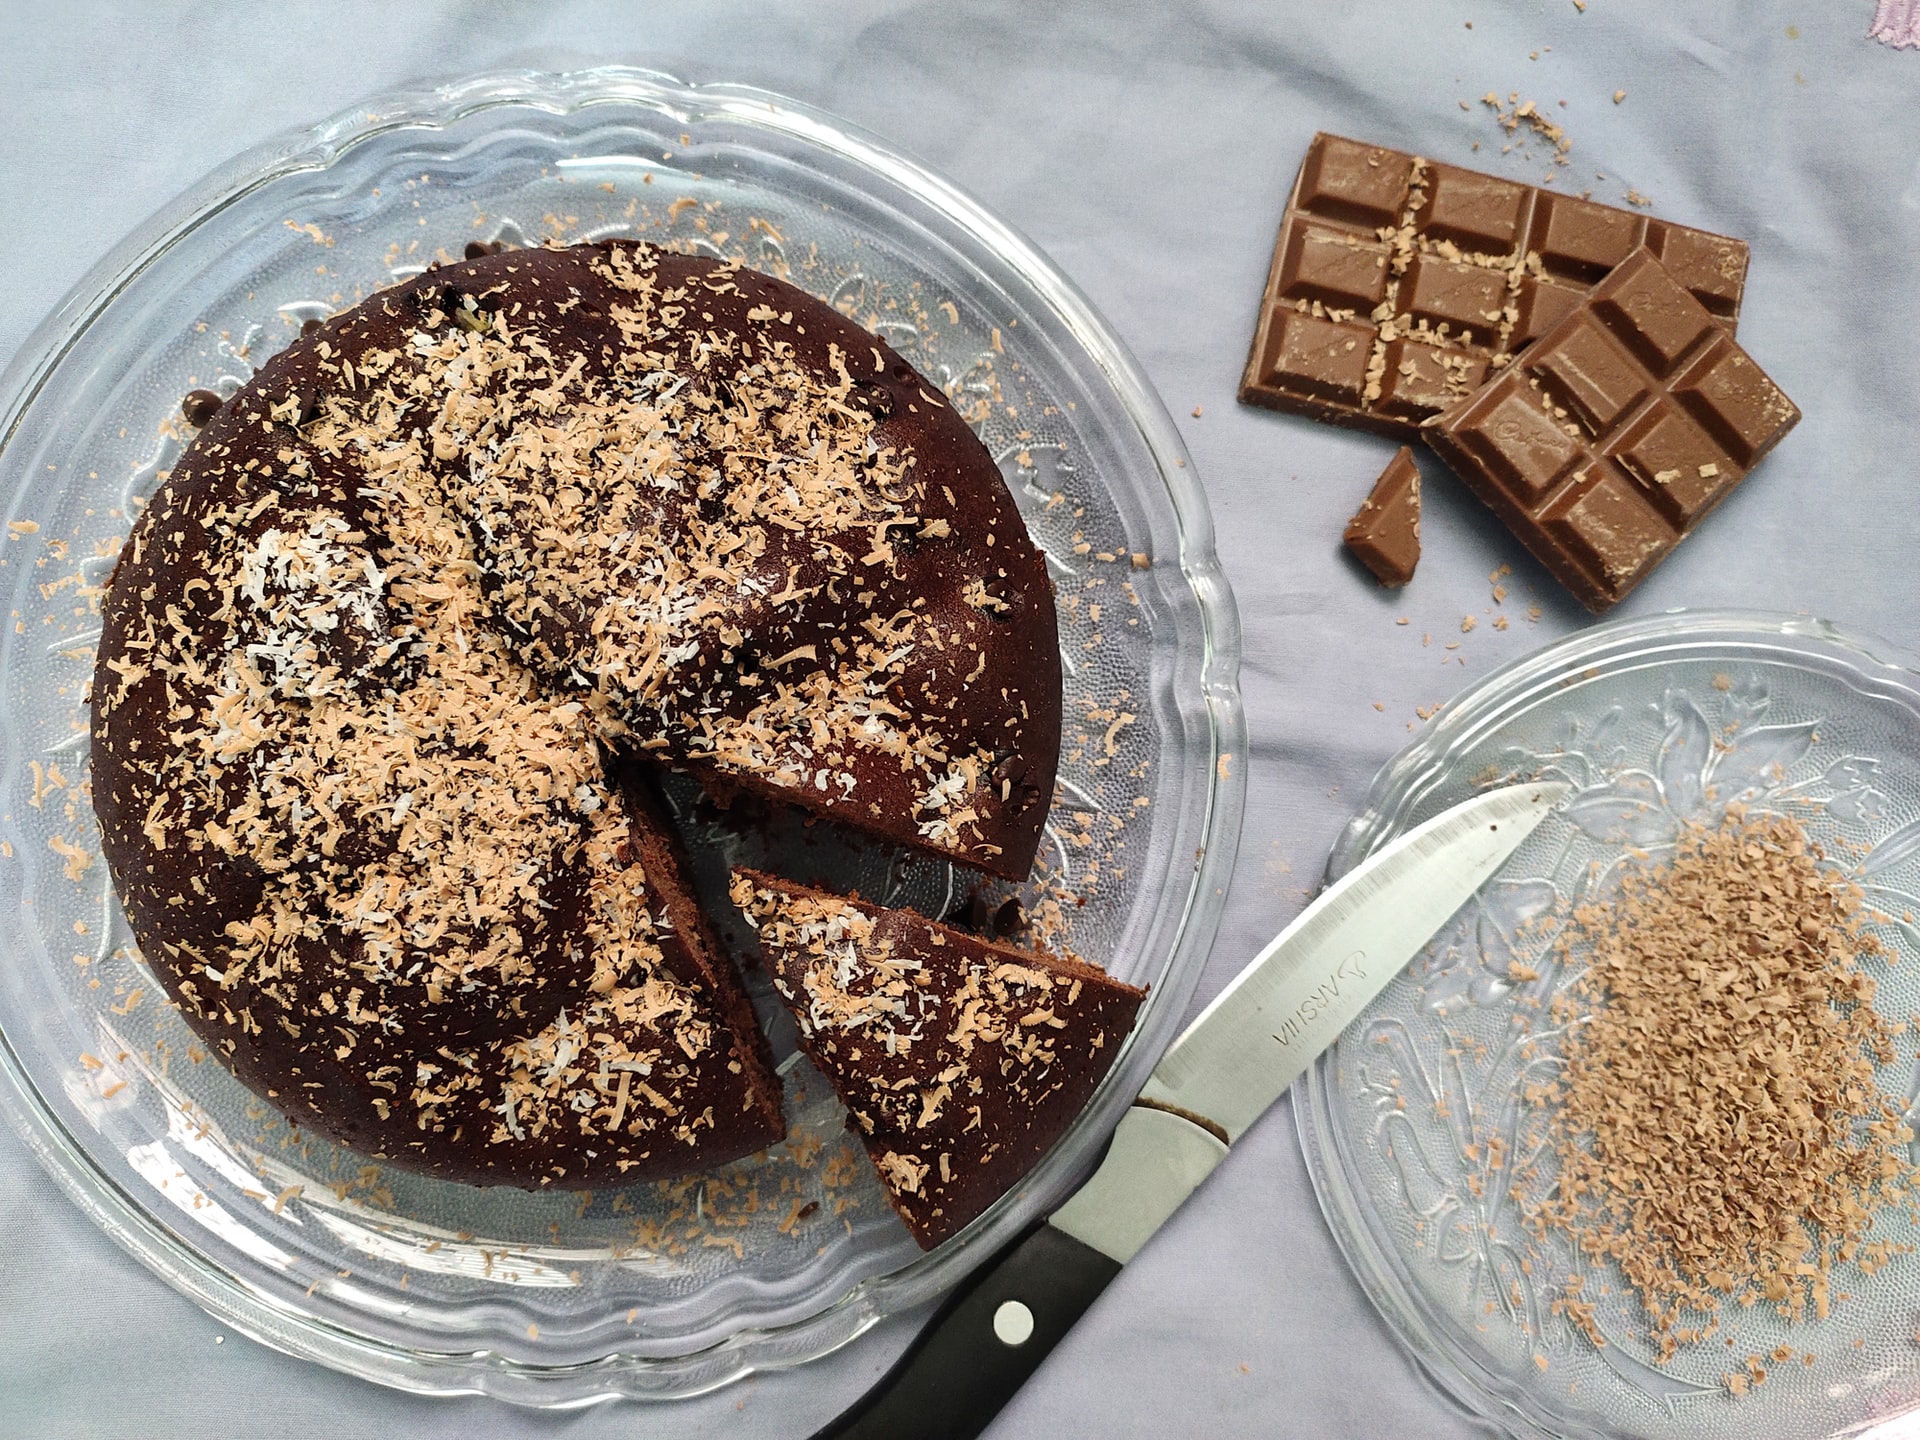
3 2 1916 1434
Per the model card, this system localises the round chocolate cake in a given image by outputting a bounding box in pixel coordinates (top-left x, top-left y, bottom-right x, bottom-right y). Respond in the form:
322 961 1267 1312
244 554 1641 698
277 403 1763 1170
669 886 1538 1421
90 240 1062 1188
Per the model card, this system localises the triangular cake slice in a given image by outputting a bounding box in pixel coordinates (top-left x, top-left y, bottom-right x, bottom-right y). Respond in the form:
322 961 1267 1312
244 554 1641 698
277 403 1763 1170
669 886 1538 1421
730 870 1145 1247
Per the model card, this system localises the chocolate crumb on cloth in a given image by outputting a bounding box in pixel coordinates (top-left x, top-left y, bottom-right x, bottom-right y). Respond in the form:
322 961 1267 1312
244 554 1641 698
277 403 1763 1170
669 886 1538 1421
1238 133 1750 440
731 870 1144 1248
1343 445 1422 585
89 239 1064 1188
1425 246 1799 612
1528 811 1913 1368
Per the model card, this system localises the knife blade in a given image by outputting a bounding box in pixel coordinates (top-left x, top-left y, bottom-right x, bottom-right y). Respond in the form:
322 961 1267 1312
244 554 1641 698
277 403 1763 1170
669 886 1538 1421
819 781 1566 1440
1139 777 1570 1144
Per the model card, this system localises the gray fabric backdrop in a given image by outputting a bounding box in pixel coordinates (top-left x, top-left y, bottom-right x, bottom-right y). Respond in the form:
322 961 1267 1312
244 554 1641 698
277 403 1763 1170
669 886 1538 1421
2 1 1916 1435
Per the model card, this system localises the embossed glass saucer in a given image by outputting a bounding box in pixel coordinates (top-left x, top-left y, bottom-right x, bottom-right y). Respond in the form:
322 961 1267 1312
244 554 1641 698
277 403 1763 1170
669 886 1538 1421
0 69 1244 1404
1300 610 1920 1440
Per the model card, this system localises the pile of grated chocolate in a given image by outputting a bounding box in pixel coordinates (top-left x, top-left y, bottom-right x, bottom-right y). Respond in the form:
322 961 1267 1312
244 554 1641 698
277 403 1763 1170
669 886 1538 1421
1529 809 1914 1372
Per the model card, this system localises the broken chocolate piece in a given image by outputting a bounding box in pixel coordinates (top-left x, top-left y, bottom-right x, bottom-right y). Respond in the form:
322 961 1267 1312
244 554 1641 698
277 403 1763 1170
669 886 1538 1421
733 870 1144 1248
1425 248 1798 613
1239 133 1751 440
1344 446 1422 586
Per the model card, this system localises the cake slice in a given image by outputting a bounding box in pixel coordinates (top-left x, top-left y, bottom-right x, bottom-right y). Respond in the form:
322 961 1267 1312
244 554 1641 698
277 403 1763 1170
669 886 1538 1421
730 870 1145 1247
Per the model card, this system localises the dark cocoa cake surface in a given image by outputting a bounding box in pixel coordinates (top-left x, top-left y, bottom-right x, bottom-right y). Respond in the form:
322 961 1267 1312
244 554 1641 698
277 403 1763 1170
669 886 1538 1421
90 240 1062 1188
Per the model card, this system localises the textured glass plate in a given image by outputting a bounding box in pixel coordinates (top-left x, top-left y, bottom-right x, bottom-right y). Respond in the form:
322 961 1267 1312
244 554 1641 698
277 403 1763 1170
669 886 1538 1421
1300 611 1920 1440
0 69 1245 1405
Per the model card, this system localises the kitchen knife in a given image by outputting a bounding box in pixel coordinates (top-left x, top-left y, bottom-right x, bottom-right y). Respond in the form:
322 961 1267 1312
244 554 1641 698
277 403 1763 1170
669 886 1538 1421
816 780 1567 1440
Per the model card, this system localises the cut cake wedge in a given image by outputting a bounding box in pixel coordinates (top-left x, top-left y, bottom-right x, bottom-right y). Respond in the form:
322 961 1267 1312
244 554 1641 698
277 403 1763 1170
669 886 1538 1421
730 870 1145 1248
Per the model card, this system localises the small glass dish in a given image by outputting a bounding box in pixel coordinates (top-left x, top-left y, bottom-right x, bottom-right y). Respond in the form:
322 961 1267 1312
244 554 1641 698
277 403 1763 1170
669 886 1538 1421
0 68 1245 1404
1300 610 1920 1440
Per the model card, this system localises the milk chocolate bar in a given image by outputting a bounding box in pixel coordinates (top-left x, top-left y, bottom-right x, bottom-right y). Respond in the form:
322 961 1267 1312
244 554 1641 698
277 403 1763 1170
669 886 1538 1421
1239 133 1751 440
1425 248 1798 613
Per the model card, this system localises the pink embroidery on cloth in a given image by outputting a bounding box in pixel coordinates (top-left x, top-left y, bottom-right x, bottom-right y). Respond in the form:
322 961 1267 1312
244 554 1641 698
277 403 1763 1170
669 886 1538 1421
1870 0 1920 48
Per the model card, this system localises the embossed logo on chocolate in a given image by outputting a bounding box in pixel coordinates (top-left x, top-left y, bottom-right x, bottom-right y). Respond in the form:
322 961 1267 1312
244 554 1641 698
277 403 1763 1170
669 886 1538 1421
1273 950 1369 1048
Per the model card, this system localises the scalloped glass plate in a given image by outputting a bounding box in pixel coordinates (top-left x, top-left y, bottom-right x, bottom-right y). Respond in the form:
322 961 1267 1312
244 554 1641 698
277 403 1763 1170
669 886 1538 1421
1300 611 1920 1440
0 69 1244 1404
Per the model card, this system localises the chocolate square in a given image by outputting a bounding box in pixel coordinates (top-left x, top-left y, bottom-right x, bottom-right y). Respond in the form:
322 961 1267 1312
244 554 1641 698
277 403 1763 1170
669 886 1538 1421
1614 404 1736 525
1254 308 1375 406
1511 277 1586 349
1401 254 1509 346
1646 226 1749 320
1296 135 1414 227
1462 388 1588 503
1375 338 1490 422
1420 165 1530 252
1533 194 1642 283
1674 348 1799 465
1530 322 1649 436
1594 261 1717 376
1276 222 1392 312
1541 467 1674 595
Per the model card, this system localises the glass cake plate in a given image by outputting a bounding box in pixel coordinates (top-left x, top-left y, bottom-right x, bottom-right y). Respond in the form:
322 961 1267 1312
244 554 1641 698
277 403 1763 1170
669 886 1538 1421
1299 611 1920 1440
0 69 1245 1405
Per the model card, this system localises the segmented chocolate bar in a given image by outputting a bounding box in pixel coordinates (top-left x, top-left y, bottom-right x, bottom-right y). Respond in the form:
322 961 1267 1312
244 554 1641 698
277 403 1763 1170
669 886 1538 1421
1239 134 1751 439
1425 248 1797 612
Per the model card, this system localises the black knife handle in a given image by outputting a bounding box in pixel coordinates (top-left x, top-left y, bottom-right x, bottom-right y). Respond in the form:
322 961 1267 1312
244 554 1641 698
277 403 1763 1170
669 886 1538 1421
812 1222 1122 1440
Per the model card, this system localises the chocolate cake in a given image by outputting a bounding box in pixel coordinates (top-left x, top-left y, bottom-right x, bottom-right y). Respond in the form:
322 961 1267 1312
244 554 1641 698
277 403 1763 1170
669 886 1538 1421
90 240 1064 1188
730 870 1146 1247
